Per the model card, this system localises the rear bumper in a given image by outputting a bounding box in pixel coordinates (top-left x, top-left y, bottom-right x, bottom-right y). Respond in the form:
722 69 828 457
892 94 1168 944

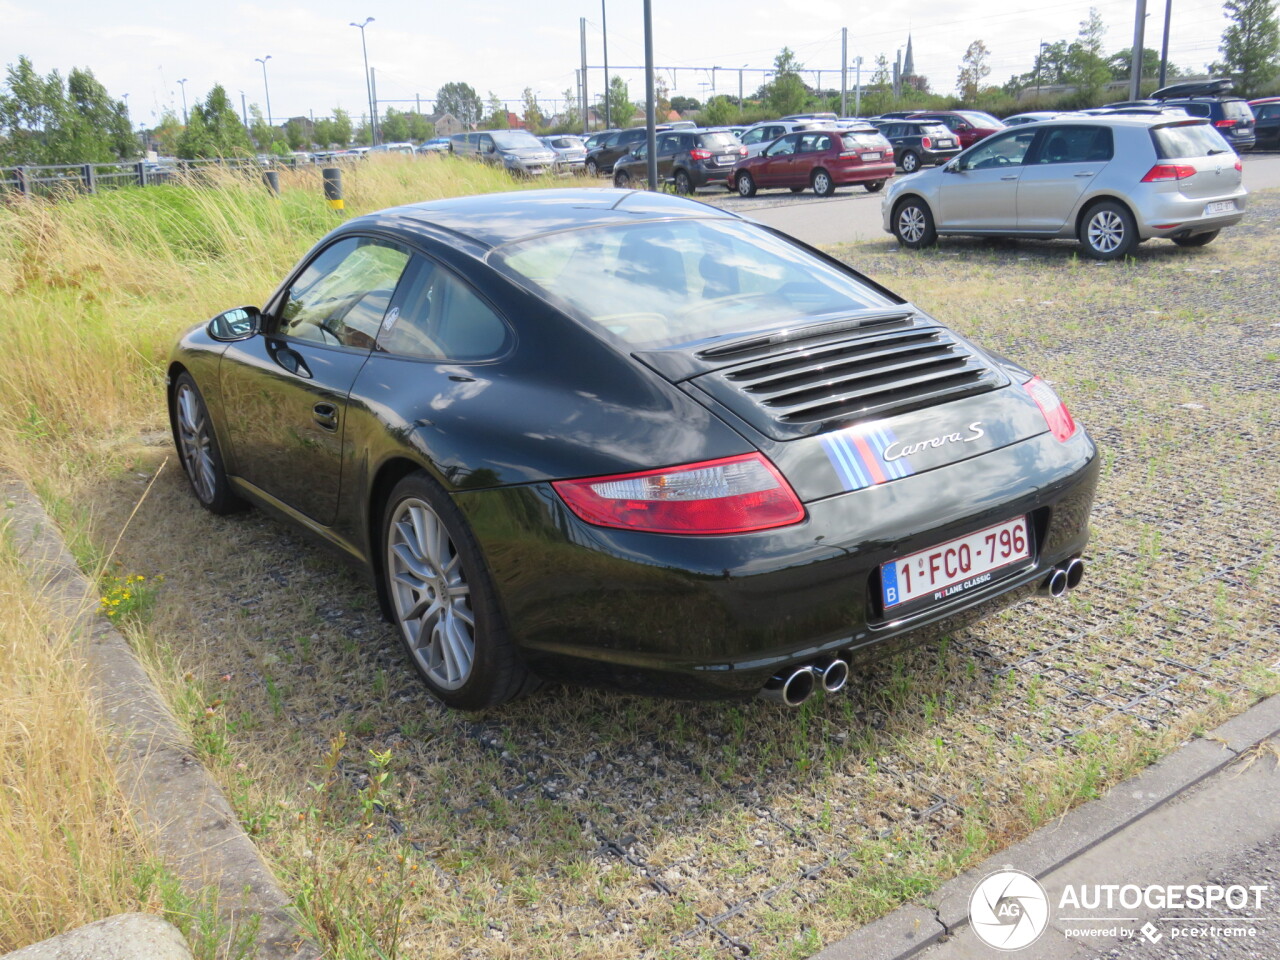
1135 188 1248 239
458 428 1099 698
833 160 897 185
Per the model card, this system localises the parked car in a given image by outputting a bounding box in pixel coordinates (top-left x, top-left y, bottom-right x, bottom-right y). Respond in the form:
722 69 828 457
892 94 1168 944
169 187 1098 709
368 142 416 155
1249 97 1280 149
541 135 589 172
450 130 558 176
583 129 620 151
731 126 895 197
417 138 451 153
906 111 1005 148
612 128 746 192
883 115 1247 260
737 119 824 157
584 125 671 175
1151 79 1257 152
869 118 962 173
1002 112 1082 126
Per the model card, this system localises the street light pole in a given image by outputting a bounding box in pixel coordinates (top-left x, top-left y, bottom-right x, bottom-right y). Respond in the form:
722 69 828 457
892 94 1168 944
350 18 378 146
255 55 273 138
178 78 189 124
601 0 610 129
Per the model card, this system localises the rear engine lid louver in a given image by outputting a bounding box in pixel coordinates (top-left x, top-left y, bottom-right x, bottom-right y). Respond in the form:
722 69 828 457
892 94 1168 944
691 316 1007 441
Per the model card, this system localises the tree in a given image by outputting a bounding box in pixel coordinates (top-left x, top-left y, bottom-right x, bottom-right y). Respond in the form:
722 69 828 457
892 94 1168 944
405 113 433 141
654 75 671 118
381 107 409 142
331 108 353 147
0 56 134 164
248 104 277 150
670 95 701 112
152 109 183 156
522 87 543 131
767 47 809 115
1067 8 1111 103
559 86 579 130
956 40 992 101
484 91 508 129
1215 0 1280 97
606 76 634 126
436 81 482 128
284 118 308 150
1107 47 1179 81
176 85 252 159
703 95 736 125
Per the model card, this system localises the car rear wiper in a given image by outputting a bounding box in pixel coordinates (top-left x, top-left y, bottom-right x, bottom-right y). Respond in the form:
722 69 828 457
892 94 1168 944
1207 148 1231 155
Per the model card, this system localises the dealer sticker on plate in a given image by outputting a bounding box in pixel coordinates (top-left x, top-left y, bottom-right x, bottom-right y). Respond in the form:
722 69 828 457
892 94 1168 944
881 516 1030 611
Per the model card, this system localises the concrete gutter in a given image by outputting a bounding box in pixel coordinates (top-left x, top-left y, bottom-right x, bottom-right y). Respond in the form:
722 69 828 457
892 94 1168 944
2 480 319 960
3 914 191 960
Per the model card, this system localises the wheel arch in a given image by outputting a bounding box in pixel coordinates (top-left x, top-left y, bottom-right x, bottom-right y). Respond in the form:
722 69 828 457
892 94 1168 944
1073 193 1139 238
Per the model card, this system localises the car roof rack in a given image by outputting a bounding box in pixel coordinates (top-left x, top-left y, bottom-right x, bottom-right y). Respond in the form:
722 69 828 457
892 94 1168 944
1151 78 1234 100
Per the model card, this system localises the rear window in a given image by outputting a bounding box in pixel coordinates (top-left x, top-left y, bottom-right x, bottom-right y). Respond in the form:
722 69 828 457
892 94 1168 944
921 124 951 136
840 132 887 149
1152 122 1232 158
1222 100 1254 119
697 132 740 149
494 219 893 350
959 111 1002 127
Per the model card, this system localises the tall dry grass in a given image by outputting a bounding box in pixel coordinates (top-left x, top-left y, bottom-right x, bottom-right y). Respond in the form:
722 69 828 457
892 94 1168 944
0 540 161 948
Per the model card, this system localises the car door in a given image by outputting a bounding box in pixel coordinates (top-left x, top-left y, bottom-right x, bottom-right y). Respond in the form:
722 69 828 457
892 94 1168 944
1016 125 1113 232
655 132 683 183
218 235 412 524
937 129 1037 231
757 134 800 186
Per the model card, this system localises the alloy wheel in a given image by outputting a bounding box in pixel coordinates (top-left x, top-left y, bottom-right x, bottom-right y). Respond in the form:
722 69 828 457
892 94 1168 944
175 382 217 504
387 497 476 690
1087 210 1125 254
898 205 927 243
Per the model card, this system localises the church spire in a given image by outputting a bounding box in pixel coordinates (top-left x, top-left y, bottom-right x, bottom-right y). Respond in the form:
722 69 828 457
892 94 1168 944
903 34 915 78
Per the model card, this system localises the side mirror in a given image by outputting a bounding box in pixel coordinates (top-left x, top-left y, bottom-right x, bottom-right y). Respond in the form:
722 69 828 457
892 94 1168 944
943 159 959 173
208 306 261 341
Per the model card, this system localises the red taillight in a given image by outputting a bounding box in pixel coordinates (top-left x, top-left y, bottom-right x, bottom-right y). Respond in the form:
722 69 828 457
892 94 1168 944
1214 119 1235 128
690 148 712 160
921 136 932 149
739 146 748 156
552 453 805 535
1024 377 1077 443
1235 159 1243 172
1141 163 1196 182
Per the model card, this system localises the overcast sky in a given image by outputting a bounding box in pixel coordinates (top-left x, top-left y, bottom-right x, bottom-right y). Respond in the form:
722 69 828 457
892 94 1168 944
4 0 1233 126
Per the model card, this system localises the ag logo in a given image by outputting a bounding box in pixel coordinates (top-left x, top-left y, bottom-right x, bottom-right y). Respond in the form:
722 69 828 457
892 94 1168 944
968 869 1050 951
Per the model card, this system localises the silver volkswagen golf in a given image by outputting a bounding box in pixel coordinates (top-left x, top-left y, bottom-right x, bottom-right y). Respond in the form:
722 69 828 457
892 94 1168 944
882 115 1247 259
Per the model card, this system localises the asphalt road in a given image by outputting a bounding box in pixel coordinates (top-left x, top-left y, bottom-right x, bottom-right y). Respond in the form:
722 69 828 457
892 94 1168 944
701 151 1280 248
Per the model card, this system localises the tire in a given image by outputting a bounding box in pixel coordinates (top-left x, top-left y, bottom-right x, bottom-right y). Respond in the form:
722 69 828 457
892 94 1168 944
1172 230 1219 248
1079 200 1138 260
736 171 757 197
900 150 921 173
613 170 632 189
864 180 885 193
674 169 693 195
586 158 599 178
811 168 835 197
171 372 245 515
892 197 938 249
789 186 804 193
383 472 534 710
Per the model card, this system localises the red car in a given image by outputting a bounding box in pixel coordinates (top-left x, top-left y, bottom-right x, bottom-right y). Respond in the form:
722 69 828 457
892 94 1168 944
731 127 895 197
906 110 1005 149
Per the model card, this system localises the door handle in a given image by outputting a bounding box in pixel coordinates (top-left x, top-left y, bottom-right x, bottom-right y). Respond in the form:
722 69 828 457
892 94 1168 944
1074 171 1096 177
1000 175 1018 180
313 402 339 431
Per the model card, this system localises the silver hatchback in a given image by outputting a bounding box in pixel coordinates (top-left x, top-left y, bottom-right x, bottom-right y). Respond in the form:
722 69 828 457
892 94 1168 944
881 116 1247 259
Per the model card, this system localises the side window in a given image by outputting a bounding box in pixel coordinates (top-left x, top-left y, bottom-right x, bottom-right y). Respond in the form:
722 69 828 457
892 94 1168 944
277 237 410 349
1182 103 1211 117
765 135 798 157
478 134 494 154
961 131 1034 170
657 133 680 154
377 257 509 361
1036 126 1112 163
623 130 645 147
742 128 766 145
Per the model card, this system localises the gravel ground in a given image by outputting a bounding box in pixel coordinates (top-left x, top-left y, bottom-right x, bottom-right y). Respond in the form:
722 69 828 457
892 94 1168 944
79 191 1280 958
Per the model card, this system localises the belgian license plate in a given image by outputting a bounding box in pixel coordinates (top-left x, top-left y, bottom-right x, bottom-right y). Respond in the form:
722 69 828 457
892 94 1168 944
881 517 1031 611
861 151 881 161
717 155 735 165
938 139 954 147
1205 200 1235 215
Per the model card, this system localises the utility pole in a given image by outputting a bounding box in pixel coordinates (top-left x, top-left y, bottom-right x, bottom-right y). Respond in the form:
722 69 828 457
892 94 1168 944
1158 0 1173 88
643 0 657 190
854 57 863 116
350 19 377 144
580 18 589 133
240 91 249 130
370 67 380 144
178 78 189 125
739 68 745 117
841 28 848 115
255 55 273 131
601 1 610 129
1129 0 1147 101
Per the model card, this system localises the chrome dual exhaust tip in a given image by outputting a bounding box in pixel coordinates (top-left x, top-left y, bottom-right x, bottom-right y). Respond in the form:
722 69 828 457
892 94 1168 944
1038 557 1085 598
818 657 849 693
760 656 851 706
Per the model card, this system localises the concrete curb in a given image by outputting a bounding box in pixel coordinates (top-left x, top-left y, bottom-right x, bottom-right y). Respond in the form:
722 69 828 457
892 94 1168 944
2 480 319 960
2 914 191 960
813 693 1280 960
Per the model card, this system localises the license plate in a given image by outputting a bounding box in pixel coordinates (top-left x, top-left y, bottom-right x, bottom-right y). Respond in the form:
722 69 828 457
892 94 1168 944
881 516 1031 611
1204 200 1235 215
861 152 881 161
716 155 736 165
938 139 954 148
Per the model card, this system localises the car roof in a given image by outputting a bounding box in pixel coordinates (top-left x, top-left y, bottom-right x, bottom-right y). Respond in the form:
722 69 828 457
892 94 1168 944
356 188 744 251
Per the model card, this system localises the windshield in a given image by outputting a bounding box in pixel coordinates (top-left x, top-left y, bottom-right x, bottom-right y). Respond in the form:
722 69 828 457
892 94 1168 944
494 219 894 350
491 130 545 150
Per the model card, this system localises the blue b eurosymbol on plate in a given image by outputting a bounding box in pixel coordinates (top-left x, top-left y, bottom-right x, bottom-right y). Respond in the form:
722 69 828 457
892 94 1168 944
820 423 915 492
